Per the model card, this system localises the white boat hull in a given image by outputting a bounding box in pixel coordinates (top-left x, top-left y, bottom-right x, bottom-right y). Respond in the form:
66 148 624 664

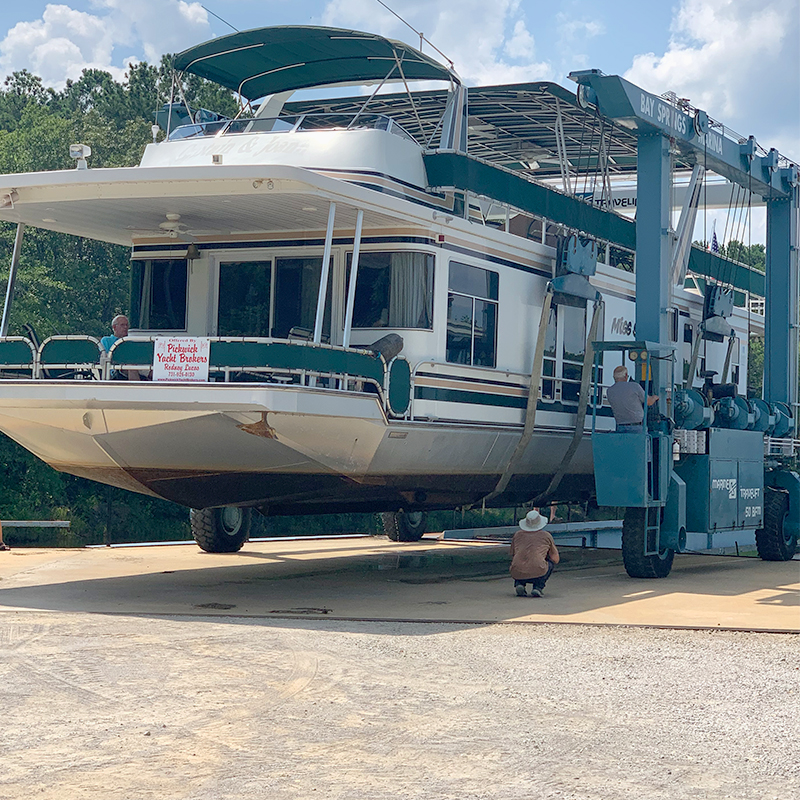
0 381 595 514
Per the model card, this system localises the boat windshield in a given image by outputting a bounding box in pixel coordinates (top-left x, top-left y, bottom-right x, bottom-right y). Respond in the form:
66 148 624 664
168 113 418 143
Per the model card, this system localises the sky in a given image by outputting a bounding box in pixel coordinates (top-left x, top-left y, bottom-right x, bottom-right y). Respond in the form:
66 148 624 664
0 0 796 162
0 0 800 162
0 0 796 246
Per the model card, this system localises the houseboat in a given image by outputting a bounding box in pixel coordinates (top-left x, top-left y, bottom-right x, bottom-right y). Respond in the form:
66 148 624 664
0 26 763 551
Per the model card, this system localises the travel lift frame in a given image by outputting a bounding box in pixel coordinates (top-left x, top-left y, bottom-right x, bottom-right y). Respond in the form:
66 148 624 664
569 71 800 578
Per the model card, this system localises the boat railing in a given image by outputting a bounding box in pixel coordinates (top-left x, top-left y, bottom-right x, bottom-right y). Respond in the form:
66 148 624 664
0 335 413 418
167 113 417 144
38 335 103 381
0 336 37 379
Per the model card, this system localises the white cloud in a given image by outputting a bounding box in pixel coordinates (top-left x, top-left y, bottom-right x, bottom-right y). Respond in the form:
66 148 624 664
505 20 535 60
322 0 554 85
556 16 604 42
624 0 799 161
0 2 212 88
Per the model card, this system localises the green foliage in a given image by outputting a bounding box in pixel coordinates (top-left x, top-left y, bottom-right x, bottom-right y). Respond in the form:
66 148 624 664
0 60 238 545
695 239 766 273
720 240 765 272
748 336 764 396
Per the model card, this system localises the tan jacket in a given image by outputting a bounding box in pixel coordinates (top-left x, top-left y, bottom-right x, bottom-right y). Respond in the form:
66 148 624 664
509 529 560 579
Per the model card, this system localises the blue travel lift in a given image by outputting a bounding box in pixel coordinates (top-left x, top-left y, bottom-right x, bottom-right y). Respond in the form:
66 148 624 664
570 71 800 577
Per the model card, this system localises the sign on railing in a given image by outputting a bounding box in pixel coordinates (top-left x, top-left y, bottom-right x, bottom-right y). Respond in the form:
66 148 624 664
152 337 210 382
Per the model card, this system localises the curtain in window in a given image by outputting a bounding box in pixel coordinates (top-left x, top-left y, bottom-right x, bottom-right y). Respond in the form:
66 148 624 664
388 253 432 327
138 262 153 329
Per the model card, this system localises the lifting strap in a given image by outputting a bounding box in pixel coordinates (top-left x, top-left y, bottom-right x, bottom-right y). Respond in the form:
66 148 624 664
530 298 604 506
720 333 737 384
480 287 554 505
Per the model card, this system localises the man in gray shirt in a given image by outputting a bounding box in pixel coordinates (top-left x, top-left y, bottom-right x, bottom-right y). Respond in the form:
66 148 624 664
606 365 658 432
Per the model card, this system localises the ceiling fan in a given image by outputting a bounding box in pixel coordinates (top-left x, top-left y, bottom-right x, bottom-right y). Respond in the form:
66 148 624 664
125 212 229 240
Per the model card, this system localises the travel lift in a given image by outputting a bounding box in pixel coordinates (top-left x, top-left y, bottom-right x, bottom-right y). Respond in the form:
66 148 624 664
567 71 800 578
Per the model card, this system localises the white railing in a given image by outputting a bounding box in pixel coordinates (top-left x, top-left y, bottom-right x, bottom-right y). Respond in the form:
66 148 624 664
765 437 800 457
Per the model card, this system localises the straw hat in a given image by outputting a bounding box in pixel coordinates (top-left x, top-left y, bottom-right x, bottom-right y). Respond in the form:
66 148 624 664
518 509 547 532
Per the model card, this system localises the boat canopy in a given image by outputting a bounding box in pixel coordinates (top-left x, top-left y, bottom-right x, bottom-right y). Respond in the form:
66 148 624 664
173 26 458 100
283 81 645 180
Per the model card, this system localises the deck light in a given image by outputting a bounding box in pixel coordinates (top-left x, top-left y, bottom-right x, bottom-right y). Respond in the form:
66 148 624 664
69 144 91 170
151 124 160 143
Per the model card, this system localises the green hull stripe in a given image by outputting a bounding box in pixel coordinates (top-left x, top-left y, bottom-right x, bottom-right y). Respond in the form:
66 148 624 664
415 385 526 408
415 385 614 417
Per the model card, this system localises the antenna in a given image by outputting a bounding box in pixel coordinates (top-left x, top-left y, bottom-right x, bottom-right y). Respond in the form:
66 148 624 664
373 0 454 69
202 5 240 33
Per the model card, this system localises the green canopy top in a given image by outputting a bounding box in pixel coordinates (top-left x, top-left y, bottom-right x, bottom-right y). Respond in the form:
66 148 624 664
173 26 457 101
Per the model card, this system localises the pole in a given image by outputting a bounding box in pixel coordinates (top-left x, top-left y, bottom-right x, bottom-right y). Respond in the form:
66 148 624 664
313 203 336 344
0 223 25 337
342 209 364 349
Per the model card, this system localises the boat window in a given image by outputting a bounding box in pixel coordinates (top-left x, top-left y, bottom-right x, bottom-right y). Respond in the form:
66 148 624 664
542 306 557 399
218 261 271 337
130 259 187 330
272 257 332 340
346 251 433 329
446 261 498 367
448 261 498 301
561 304 586 404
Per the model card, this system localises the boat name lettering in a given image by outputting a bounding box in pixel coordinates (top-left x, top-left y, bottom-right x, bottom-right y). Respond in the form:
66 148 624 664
610 316 633 336
711 477 737 499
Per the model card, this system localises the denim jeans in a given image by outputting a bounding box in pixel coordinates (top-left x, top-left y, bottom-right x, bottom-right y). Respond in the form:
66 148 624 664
513 559 555 590
616 423 643 433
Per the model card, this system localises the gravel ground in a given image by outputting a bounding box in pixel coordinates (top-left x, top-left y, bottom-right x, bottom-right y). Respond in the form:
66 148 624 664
0 612 797 799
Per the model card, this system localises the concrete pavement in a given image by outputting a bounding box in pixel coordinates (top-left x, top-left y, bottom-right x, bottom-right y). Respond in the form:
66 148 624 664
0 536 797 632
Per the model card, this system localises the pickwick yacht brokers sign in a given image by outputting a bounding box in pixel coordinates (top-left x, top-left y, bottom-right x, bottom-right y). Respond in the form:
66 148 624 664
152 337 210 382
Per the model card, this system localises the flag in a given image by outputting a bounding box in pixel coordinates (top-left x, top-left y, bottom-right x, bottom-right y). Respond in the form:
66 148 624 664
711 231 719 253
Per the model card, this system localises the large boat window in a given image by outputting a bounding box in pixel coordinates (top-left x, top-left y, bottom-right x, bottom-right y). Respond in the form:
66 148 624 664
218 261 271 337
346 251 433 329
131 259 187 330
273 257 332 340
446 261 498 367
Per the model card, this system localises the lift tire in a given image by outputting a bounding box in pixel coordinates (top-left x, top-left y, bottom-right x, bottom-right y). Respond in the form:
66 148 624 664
191 507 252 553
621 507 675 579
382 511 428 542
755 488 796 561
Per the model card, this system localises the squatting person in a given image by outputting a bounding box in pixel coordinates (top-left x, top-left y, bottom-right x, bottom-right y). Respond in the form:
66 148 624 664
510 509 560 597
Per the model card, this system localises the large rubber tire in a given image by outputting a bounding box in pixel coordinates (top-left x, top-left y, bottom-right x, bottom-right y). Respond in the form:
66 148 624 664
621 507 675 578
382 510 428 542
191 507 252 553
755 488 796 561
